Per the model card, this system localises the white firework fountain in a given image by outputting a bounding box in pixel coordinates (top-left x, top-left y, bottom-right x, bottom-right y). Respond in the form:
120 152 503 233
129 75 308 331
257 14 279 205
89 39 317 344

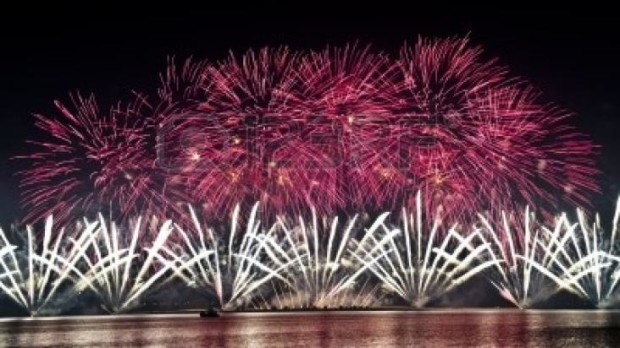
71 215 176 313
256 208 398 309
0 217 96 316
552 197 620 307
355 192 499 308
477 206 607 309
164 203 288 310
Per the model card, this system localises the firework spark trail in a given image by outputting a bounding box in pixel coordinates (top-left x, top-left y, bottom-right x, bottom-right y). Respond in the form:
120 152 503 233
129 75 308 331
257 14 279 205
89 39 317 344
17 38 598 230
0 217 99 315
295 44 396 211
477 206 606 308
2 199 620 313
477 209 554 308
546 197 620 307
353 191 499 307
163 203 289 310
183 47 341 218
256 206 399 309
70 215 175 313
384 37 598 226
15 93 185 226
156 56 210 121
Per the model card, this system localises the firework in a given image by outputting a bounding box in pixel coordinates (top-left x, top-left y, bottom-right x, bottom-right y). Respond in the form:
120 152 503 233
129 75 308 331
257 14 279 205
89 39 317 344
71 215 176 313
293 44 396 211
157 39 597 222
354 192 499 307
156 56 210 121
477 207 606 308
0 217 95 315
550 197 620 307
164 203 288 310
383 37 598 225
17 37 598 238
257 206 398 309
160 47 348 220
16 93 184 226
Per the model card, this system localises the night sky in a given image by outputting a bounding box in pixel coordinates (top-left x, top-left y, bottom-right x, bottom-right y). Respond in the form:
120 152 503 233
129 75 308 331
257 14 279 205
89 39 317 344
1 8 619 227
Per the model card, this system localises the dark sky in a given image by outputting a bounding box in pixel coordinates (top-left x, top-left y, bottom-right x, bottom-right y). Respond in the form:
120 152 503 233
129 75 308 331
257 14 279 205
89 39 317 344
1 8 619 226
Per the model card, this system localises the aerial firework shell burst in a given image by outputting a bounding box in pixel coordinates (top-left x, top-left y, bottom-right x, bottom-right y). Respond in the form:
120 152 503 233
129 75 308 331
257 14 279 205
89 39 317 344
17 37 598 231
18 94 187 226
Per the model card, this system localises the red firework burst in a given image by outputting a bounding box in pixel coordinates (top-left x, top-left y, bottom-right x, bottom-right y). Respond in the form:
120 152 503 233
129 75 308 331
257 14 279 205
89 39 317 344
167 47 343 218
294 44 396 211
384 37 598 223
17 93 186 226
17 37 599 230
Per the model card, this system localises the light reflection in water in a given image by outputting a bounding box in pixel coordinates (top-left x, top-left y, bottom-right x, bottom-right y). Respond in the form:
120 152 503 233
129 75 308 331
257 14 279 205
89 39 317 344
0 311 619 347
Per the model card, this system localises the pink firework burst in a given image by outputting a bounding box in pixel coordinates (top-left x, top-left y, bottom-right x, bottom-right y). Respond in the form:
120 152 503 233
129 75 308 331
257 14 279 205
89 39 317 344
17 93 185 226
155 56 210 124
168 47 342 218
295 44 396 211
17 37 599 231
384 37 598 223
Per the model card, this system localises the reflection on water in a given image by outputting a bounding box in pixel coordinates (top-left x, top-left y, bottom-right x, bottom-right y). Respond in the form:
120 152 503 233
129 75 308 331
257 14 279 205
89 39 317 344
1 310 619 347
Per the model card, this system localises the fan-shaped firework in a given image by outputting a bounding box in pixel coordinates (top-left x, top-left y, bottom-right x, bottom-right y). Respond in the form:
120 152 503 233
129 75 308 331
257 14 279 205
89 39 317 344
2 199 620 314
356 192 499 307
0 216 95 315
552 198 620 307
71 215 176 313
17 37 598 231
258 206 397 309
165 203 288 310
476 208 606 308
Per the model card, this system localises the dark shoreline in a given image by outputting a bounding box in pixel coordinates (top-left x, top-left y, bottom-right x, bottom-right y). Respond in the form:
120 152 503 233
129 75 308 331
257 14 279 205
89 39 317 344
4 307 620 320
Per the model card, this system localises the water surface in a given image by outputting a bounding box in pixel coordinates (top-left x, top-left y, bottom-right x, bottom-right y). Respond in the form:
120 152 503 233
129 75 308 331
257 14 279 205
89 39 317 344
1 310 619 347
